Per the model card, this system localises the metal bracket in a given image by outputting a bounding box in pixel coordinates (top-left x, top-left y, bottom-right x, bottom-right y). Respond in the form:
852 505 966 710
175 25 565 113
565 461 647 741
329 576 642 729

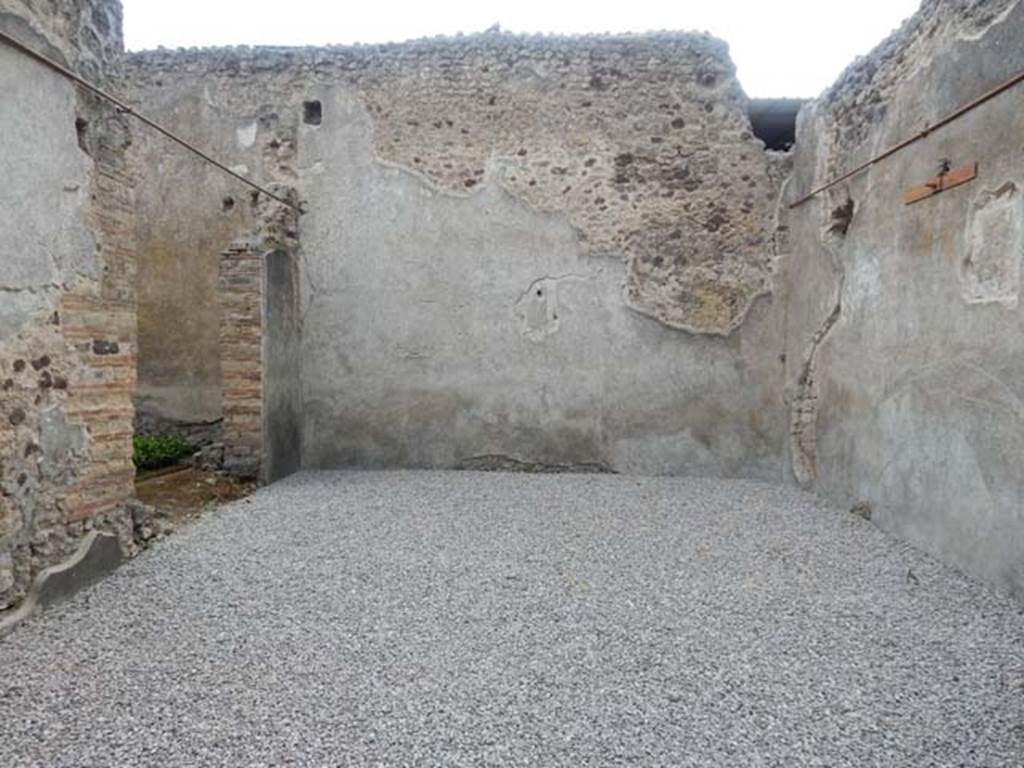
904 161 978 205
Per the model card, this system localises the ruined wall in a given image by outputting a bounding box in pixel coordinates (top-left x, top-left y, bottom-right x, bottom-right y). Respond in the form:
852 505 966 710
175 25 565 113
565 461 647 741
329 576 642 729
783 0 1024 597
127 33 790 477
217 188 302 483
0 0 136 610
131 85 256 446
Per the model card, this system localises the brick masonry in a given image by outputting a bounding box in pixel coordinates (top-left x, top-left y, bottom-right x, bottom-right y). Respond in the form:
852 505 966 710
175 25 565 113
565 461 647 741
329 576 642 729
218 239 265 479
217 188 301 481
0 0 137 610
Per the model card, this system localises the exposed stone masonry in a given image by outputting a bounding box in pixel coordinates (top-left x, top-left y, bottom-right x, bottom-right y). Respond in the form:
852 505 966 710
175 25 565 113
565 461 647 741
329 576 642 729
783 0 1024 596
127 32 782 336
218 240 264 479
218 188 301 481
0 0 136 610
786 0 1024 488
3 0 1022 612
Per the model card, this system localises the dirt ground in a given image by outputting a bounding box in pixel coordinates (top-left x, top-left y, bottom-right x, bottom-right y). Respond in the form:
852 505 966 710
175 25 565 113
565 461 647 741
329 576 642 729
134 466 253 528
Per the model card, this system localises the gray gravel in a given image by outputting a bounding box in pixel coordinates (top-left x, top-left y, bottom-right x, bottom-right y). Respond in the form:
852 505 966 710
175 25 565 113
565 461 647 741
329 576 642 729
2 470 1023 767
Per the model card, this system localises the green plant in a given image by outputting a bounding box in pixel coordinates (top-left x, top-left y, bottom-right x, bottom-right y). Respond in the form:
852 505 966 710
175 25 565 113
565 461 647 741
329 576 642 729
132 435 195 471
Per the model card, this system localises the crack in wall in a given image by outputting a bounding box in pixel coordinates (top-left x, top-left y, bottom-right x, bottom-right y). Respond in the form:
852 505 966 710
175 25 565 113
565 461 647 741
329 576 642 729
789 290 842 487
788 151 851 486
514 273 592 306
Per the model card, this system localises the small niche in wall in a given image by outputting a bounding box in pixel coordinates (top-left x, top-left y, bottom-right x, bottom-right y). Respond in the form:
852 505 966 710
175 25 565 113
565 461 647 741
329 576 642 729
303 100 323 126
747 98 804 151
75 117 90 155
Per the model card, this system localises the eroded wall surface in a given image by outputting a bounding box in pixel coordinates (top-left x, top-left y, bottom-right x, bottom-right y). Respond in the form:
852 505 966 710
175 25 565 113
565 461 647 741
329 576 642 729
0 0 136 610
127 34 790 477
216 189 302 483
131 82 257 444
115 1 1024 598
784 0 1024 597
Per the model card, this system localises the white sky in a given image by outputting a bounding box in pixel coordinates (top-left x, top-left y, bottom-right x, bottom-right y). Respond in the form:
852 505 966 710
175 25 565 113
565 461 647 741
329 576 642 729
122 0 922 98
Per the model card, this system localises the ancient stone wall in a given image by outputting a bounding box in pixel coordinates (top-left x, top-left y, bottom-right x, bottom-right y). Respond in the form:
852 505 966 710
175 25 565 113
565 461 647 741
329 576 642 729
783 0 1024 597
217 187 302 482
218 239 265 479
0 0 137 610
126 32 791 477
3 0 1020 604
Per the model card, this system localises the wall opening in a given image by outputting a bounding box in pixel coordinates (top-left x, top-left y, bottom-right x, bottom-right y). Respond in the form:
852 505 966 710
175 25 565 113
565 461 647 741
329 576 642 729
74 117 90 155
303 100 322 126
747 98 803 151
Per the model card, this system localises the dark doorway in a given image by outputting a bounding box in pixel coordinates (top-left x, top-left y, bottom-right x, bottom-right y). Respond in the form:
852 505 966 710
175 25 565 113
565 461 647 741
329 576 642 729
748 98 804 151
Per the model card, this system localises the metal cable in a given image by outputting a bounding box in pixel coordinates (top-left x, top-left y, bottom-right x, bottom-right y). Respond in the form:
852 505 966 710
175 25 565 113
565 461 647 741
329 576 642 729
6 25 1018 216
0 29 304 215
789 69 1024 208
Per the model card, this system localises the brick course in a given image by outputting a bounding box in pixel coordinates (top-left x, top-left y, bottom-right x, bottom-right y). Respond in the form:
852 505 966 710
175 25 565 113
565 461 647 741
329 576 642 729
0 0 137 610
218 243 265 479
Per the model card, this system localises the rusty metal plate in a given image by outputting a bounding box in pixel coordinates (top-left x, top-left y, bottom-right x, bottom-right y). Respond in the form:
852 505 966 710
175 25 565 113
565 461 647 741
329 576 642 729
904 162 978 205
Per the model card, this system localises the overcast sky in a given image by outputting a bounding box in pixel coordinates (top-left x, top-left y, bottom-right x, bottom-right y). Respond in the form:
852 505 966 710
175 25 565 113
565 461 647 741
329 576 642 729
122 0 922 97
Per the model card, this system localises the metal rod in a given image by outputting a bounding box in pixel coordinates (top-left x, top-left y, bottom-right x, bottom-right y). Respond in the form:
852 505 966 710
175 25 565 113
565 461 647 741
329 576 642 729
0 29 304 214
789 69 1024 208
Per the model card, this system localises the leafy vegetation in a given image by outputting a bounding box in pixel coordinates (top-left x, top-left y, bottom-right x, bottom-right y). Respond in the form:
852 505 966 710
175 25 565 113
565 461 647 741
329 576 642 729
132 435 195 471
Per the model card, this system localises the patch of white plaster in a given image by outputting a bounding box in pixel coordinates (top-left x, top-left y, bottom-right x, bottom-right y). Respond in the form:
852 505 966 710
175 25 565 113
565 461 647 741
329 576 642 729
962 182 1022 308
514 273 591 343
236 121 258 149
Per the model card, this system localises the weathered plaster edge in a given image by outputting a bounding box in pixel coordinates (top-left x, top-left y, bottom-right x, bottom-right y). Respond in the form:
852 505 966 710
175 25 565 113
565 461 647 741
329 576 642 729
0 531 124 639
957 0 1022 41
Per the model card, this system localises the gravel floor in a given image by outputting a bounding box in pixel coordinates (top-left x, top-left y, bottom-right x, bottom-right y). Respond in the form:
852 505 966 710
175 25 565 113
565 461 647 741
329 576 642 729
2 470 1023 767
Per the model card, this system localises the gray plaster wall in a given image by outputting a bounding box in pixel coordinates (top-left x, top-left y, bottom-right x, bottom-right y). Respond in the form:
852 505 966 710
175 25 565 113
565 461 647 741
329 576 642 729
263 248 302 482
121 1 1024 599
131 92 256 434
0 6 94 340
0 0 137 611
783 0 1024 598
298 90 785 473
126 35 790 479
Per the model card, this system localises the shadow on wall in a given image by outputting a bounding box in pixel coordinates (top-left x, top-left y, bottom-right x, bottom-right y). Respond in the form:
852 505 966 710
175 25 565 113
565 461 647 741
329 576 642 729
263 249 302 483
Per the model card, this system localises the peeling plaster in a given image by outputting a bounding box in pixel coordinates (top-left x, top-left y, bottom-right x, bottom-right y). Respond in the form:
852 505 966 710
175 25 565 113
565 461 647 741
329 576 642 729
962 181 1022 307
129 33 784 336
514 273 594 342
